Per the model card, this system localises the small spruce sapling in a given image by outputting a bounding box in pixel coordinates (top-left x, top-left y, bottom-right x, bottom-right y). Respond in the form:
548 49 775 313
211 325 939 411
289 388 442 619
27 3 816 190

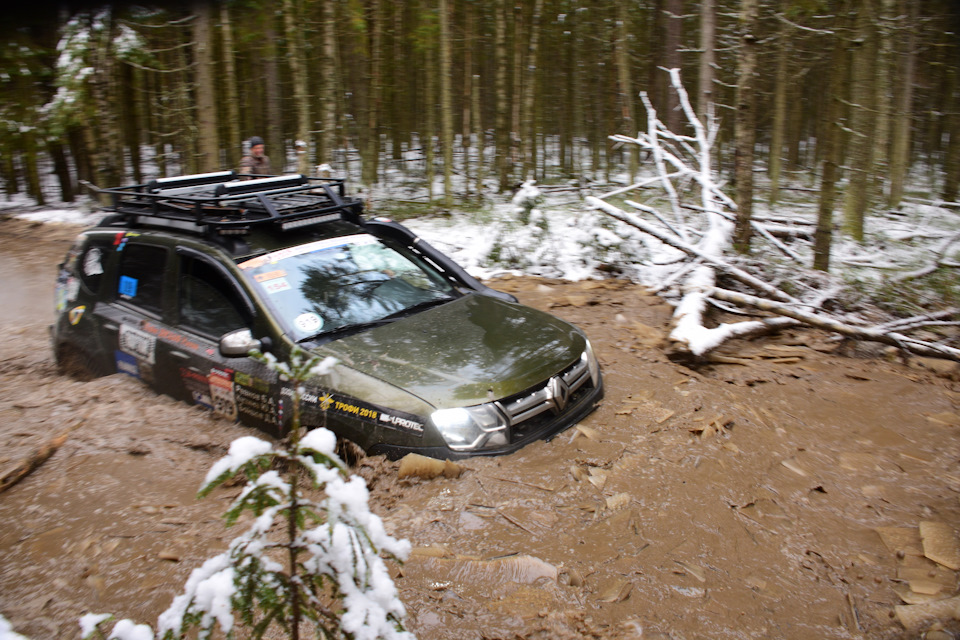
83 346 415 640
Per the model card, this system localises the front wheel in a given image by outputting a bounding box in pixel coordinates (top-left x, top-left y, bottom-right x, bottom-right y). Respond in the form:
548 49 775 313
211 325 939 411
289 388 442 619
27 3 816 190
55 345 104 382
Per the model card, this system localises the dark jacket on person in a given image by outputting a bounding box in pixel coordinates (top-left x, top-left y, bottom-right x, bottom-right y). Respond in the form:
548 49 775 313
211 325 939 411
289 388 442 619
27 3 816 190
239 154 272 176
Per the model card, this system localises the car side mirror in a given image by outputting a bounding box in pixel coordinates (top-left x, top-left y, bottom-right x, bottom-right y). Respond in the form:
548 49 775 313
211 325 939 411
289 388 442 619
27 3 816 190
219 328 262 357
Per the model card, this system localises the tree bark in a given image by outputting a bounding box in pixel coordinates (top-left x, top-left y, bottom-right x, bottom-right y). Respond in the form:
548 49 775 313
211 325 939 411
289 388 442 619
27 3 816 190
767 0 789 204
616 0 639 183
261 12 283 173
733 0 758 253
439 0 454 206
220 2 242 169
495 0 510 191
194 1 219 173
283 0 312 176
521 0 544 181
697 0 716 124
888 0 918 208
319 0 338 166
842 1 876 241
813 10 850 272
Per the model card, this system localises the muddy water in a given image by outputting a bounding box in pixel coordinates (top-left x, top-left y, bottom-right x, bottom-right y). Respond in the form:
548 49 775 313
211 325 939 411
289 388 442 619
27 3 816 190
1 218 959 639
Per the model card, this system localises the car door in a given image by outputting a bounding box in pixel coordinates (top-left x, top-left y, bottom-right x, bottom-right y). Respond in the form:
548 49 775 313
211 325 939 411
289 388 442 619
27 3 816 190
170 248 282 433
93 238 179 395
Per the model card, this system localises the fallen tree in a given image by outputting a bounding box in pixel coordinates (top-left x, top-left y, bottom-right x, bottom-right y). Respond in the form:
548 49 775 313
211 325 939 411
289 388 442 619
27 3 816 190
587 69 959 363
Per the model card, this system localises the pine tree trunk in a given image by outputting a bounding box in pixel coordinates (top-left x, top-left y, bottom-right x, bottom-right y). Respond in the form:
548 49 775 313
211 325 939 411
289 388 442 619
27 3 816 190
2 145 19 199
767 0 789 204
616 0 638 183
521 0 544 181
495 0 510 191
664 0 683 134
319 0 338 166
262 13 284 174
439 0 454 206
283 0 312 176
425 33 436 203
842 2 877 241
697 0 715 123
120 64 142 183
733 0 758 253
194 2 219 173
23 130 44 205
510 3 524 177
943 74 960 202
220 2 242 169
888 0 918 208
813 18 850 272
363 0 383 185
872 0 895 199
49 140 74 202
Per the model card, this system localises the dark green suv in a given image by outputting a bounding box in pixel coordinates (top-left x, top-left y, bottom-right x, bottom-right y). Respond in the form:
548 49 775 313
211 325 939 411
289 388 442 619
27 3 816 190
52 172 602 459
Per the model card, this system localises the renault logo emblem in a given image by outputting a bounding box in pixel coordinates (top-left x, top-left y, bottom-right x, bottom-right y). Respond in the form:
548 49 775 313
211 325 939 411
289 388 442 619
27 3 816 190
546 376 570 413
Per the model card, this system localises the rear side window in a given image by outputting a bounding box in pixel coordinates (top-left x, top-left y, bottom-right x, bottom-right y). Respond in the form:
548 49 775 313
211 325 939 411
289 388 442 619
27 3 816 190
116 244 166 315
178 254 250 338
78 243 109 294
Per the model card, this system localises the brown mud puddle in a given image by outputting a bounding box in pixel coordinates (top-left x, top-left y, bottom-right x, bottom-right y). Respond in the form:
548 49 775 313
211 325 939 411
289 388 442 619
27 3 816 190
1 219 959 639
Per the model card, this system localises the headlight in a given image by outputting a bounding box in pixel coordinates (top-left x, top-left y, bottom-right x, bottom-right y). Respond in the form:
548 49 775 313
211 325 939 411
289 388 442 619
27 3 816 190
583 340 600 386
431 404 508 452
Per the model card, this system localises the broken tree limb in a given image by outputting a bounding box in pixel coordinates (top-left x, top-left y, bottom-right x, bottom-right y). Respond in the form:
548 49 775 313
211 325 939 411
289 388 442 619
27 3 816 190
710 287 960 362
587 196 798 304
0 424 78 494
892 231 960 283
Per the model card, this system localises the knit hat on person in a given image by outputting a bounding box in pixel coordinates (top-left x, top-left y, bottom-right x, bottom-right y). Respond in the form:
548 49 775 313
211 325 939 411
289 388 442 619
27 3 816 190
249 136 264 148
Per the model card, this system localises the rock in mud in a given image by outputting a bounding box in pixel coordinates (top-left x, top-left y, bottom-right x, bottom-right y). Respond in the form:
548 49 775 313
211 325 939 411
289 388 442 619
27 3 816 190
397 453 463 480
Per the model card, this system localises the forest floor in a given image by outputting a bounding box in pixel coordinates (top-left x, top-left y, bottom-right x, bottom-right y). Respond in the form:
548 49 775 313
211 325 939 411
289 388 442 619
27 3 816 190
1 218 960 639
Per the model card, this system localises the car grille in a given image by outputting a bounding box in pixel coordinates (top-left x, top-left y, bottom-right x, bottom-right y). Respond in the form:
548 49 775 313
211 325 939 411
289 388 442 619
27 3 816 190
496 356 595 441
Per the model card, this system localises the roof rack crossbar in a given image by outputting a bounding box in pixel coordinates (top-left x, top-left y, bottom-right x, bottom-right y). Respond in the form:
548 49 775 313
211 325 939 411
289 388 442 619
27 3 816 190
214 174 307 196
146 170 236 193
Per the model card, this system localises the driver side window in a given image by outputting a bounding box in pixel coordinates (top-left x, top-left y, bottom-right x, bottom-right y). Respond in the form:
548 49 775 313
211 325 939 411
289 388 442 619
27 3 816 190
178 255 251 339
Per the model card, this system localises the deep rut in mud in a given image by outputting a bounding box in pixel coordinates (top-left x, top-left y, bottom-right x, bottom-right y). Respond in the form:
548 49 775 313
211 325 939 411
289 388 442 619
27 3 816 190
1 218 959 639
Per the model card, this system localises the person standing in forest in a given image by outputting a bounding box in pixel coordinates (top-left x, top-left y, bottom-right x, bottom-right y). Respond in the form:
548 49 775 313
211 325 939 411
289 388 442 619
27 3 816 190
239 136 272 177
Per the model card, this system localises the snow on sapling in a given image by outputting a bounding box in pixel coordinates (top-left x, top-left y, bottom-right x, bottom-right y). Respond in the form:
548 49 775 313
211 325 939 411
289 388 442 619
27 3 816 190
485 180 554 270
83 346 415 640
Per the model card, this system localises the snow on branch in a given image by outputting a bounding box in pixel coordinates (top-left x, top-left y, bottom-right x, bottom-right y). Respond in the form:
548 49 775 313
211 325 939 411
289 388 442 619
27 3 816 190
588 69 959 362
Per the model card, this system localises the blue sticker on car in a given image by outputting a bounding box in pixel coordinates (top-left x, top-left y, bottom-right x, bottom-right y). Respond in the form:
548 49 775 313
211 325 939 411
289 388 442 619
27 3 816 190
118 275 138 298
115 351 141 379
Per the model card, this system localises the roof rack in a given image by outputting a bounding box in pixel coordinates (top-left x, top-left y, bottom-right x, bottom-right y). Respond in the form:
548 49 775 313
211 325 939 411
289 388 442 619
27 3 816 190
100 171 364 235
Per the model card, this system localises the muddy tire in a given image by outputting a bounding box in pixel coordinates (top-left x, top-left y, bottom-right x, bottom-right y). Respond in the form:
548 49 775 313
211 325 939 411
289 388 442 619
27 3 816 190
55 345 103 382
336 437 366 467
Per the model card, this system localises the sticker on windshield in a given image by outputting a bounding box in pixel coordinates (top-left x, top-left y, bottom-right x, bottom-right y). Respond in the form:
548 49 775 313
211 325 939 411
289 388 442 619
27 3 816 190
238 234 378 270
262 278 291 294
294 312 323 334
254 269 287 283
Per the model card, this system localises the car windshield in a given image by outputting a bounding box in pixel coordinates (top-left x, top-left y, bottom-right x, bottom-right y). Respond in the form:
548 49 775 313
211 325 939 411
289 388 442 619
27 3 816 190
237 233 458 341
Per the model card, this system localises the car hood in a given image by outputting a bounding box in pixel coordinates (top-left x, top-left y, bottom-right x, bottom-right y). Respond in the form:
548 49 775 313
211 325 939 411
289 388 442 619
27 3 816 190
319 293 586 408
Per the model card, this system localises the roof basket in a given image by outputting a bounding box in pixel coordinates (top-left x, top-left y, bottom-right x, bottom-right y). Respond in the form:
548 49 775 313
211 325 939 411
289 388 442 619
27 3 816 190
99 171 363 235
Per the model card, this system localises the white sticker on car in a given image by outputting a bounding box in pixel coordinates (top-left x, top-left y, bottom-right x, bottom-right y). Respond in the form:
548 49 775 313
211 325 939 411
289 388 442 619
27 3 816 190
83 248 104 276
294 312 323 334
119 324 157 364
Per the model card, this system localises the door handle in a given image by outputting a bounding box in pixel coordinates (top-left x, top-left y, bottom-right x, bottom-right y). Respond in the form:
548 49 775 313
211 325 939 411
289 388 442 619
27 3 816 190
170 351 191 361
104 323 119 331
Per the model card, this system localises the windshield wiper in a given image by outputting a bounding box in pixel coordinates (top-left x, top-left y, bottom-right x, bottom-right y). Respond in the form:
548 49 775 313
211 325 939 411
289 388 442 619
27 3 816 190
380 295 455 320
297 318 393 344
297 296 454 344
